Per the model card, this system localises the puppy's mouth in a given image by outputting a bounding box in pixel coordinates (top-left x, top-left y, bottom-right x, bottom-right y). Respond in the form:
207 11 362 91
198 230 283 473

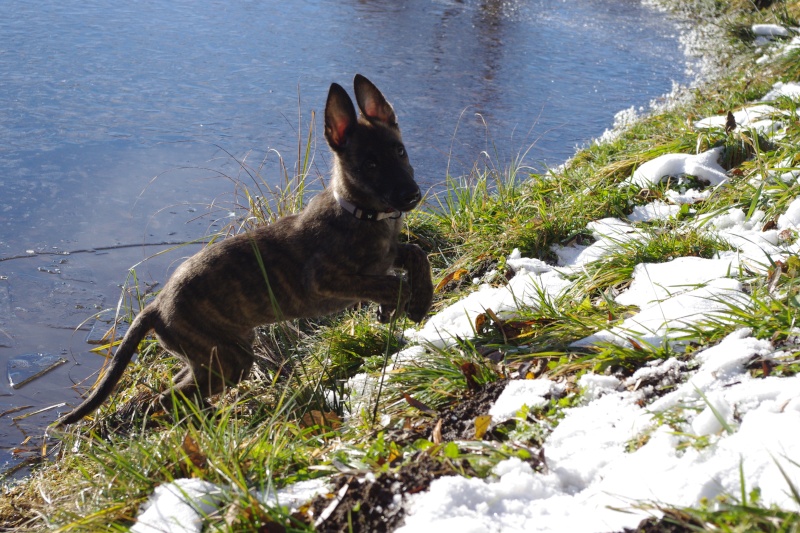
389 190 422 213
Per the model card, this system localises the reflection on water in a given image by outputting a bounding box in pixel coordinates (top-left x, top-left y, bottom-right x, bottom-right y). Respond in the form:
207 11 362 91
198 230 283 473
0 0 687 472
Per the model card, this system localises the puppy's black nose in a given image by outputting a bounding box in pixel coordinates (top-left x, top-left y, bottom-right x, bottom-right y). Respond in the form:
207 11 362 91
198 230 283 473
404 189 421 205
398 189 421 211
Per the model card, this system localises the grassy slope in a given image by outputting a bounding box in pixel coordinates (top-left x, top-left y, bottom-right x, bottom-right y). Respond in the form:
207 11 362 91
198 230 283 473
2 1 800 530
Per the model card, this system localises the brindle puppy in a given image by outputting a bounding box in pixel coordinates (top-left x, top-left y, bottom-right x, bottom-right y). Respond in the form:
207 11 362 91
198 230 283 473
57 74 433 425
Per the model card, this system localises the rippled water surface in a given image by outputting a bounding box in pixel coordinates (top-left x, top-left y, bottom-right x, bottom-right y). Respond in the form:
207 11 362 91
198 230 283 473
0 0 688 471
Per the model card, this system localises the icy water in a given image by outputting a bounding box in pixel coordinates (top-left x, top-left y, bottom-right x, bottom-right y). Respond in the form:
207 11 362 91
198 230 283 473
0 0 688 472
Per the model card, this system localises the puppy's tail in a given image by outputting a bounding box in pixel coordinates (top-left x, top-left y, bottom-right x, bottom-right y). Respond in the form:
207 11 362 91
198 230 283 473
56 307 157 426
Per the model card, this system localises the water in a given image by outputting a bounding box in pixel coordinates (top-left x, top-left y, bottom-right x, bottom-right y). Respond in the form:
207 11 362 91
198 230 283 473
0 0 688 472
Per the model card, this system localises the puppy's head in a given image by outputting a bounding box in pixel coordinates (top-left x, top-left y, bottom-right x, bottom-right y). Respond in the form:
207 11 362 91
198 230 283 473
325 75 420 214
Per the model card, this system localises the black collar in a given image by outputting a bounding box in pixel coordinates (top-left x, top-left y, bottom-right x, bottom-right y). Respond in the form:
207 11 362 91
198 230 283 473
334 191 402 221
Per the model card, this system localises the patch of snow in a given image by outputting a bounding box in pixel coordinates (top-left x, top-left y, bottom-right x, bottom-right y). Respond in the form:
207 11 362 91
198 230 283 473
695 105 791 138
752 23 791 38
627 200 680 222
665 188 710 204
615 256 738 308
626 147 727 188
407 251 571 348
578 373 622 401
554 218 642 270
762 81 800 101
131 477 329 533
489 379 559 422
757 35 800 64
401 329 800 533
778 195 800 230
257 478 330 511
768 157 800 184
573 278 748 350
131 479 225 533
752 23 791 45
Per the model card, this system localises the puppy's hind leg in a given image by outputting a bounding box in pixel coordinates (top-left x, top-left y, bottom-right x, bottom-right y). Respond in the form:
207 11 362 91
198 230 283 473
155 365 203 416
156 332 256 417
201 342 255 397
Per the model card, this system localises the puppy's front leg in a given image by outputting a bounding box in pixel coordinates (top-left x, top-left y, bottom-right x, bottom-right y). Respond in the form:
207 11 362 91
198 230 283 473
311 271 412 320
393 244 433 323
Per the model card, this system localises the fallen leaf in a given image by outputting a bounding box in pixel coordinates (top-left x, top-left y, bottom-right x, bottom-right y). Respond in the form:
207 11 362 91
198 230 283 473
460 362 480 392
767 261 784 294
435 268 469 293
475 312 488 334
301 410 342 434
181 433 207 474
474 415 492 440
403 393 436 415
432 419 443 445
388 445 402 464
725 110 737 133
627 338 644 351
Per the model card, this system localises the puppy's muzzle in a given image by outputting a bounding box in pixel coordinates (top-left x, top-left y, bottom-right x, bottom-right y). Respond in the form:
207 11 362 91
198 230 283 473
394 188 422 212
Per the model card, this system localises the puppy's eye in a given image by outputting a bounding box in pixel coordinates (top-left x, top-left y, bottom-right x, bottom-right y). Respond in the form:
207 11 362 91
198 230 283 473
397 146 406 157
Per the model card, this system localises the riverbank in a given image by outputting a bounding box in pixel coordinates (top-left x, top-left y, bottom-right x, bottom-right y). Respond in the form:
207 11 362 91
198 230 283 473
3 1 800 531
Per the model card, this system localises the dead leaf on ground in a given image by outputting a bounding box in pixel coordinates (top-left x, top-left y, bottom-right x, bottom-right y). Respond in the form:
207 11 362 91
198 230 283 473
432 419 443 445
627 338 644 351
475 312 489 334
460 361 481 392
301 410 342 435
435 268 469 293
474 415 492 440
403 393 437 415
767 260 784 294
181 433 208 474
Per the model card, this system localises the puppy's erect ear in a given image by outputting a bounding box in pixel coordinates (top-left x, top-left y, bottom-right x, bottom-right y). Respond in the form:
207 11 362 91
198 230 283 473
354 74 397 128
324 82 358 150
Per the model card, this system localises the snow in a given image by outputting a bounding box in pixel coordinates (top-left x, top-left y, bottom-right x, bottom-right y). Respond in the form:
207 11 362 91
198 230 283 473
614 256 737 306
128 73 800 533
626 146 728 188
131 478 329 533
573 277 748 350
627 200 680 221
489 378 560 422
752 24 791 38
399 329 800 533
757 34 800 63
779 195 800 229
553 218 642 268
762 81 800 102
406 254 571 348
131 479 224 533
696 104 800 139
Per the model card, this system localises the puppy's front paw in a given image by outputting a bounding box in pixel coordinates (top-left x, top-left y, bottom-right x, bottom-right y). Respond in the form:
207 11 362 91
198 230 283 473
377 304 394 324
406 305 428 324
407 289 433 323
